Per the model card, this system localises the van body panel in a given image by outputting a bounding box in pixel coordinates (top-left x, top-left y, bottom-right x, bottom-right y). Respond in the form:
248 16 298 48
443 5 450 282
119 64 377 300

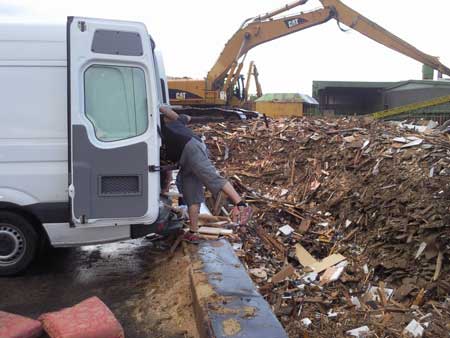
0 20 167 247
68 17 160 226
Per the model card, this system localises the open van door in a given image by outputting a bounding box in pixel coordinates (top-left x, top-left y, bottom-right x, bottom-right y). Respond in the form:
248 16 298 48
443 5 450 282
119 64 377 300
67 17 160 226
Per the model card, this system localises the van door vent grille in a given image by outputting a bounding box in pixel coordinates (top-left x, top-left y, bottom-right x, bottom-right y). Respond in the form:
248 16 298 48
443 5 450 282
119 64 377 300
99 176 141 196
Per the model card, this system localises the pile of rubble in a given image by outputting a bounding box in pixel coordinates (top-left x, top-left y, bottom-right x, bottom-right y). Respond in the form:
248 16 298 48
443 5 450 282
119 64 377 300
194 116 450 337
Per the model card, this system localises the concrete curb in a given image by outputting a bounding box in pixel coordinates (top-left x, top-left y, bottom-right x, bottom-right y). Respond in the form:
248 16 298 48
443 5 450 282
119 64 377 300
189 239 288 338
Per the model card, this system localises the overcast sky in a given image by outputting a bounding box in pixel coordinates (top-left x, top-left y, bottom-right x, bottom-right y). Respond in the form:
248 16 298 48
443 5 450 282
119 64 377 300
1 0 449 95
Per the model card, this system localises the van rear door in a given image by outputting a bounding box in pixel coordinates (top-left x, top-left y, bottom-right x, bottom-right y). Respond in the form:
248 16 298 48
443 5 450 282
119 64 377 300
67 17 160 226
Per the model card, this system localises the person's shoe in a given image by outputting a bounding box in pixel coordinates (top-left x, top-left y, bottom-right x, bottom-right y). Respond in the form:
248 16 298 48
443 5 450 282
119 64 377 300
182 231 202 244
231 206 253 225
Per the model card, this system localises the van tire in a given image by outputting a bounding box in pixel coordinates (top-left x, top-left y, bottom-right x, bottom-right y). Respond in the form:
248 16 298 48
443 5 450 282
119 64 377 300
0 211 38 276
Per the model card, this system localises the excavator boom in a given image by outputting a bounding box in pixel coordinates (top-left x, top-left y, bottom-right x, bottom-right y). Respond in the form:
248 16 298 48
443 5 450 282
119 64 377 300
206 0 450 91
319 0 450 76
207 7 333 89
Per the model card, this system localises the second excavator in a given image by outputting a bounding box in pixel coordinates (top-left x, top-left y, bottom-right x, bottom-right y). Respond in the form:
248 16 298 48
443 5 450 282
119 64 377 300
168 0 450 116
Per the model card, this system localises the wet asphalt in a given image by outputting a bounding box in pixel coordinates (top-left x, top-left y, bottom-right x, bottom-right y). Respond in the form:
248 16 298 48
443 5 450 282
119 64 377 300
0 238 171 338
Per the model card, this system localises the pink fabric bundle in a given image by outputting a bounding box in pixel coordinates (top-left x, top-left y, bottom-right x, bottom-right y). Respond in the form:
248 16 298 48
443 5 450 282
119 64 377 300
39 297 124 338
0 311 43 338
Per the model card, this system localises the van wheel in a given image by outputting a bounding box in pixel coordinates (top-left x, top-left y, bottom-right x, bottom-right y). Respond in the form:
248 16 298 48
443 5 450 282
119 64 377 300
0 211 38 276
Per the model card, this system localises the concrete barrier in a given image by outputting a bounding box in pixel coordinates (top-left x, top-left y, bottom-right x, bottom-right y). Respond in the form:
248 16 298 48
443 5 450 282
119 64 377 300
190 239 288 338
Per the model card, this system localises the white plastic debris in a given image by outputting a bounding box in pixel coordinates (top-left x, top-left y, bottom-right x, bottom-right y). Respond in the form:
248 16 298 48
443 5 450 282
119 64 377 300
279 224 294 236
419 313 432 322
346 326 370 337
302 272 318 284
232 242 243 251
363 264 369 274
301 318 312 327
351 296 361 309
401 138 423 148
310 133 322 141
415 242 427 259
318 222 329 227
280 188 289 196
361 140 370 150
320 261 348 284
366 286 394 302
403 319 424 338
427 120 439 129
327 309 338 318
393 137 409 143
372 159 381 176
429 166 435 178
345 219 352 228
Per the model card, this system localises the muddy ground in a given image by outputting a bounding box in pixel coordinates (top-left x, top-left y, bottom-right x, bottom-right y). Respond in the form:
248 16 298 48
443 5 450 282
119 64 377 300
0 238 198 338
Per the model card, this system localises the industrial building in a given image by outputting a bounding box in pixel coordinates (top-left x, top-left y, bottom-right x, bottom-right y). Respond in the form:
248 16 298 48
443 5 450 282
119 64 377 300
312 79 450 119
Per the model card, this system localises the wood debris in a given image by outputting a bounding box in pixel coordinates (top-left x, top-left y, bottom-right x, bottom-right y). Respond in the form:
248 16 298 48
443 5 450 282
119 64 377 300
193 116 450 338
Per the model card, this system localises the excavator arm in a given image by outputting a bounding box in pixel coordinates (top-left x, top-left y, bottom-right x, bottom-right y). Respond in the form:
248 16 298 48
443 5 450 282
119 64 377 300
207 6 333 89
319 0 450 77
207 0 450 91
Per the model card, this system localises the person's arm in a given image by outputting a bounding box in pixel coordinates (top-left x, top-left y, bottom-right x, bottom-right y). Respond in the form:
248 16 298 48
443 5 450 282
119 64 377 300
159 105 182 122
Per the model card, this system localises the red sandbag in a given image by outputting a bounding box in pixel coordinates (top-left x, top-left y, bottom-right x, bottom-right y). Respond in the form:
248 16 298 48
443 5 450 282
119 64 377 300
39 297 124 338
0 311 43 338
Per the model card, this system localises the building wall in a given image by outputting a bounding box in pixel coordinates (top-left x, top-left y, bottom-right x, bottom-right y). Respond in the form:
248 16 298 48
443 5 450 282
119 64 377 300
383 87 450 109
255 101 303 118
317 88 384 115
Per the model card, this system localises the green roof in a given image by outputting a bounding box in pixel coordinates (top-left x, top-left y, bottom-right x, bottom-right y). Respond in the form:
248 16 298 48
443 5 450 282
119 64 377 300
313 80 395 91
312 80 450 97
384 79 450 91
255 93 318 104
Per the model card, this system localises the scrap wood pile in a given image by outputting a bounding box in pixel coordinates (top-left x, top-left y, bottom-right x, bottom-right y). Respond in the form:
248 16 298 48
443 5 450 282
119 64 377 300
193 116 450 337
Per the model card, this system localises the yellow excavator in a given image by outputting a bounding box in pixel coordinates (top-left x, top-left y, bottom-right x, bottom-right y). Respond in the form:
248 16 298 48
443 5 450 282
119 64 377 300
168 0 450 115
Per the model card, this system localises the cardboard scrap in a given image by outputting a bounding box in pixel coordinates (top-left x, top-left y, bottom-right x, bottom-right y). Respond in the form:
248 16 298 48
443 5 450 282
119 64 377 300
309 254 346 274
295 244 346 274
295 244 318 267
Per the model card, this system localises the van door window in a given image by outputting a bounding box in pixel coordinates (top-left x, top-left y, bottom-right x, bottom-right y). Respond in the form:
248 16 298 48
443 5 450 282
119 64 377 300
84 65 148 142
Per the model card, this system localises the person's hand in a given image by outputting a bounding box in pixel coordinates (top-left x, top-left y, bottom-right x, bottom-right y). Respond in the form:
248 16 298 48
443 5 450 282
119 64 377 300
159 104 171 114
231 205 253 225
159 104 179 121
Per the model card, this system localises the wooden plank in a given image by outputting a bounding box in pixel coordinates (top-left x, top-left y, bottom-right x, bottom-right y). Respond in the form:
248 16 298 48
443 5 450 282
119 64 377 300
169 233 184 257
198 226 233 236
295 244 318 267
213 191 225 216
433 251 443 281
256 226 286 258
298 219 311 234
272 264 296 284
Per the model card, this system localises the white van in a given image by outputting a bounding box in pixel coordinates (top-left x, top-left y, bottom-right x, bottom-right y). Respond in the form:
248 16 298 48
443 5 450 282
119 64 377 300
0 17 174 275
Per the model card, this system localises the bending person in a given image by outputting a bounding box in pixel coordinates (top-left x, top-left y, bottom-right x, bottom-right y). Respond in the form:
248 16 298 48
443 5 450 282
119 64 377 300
159 105 252 242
